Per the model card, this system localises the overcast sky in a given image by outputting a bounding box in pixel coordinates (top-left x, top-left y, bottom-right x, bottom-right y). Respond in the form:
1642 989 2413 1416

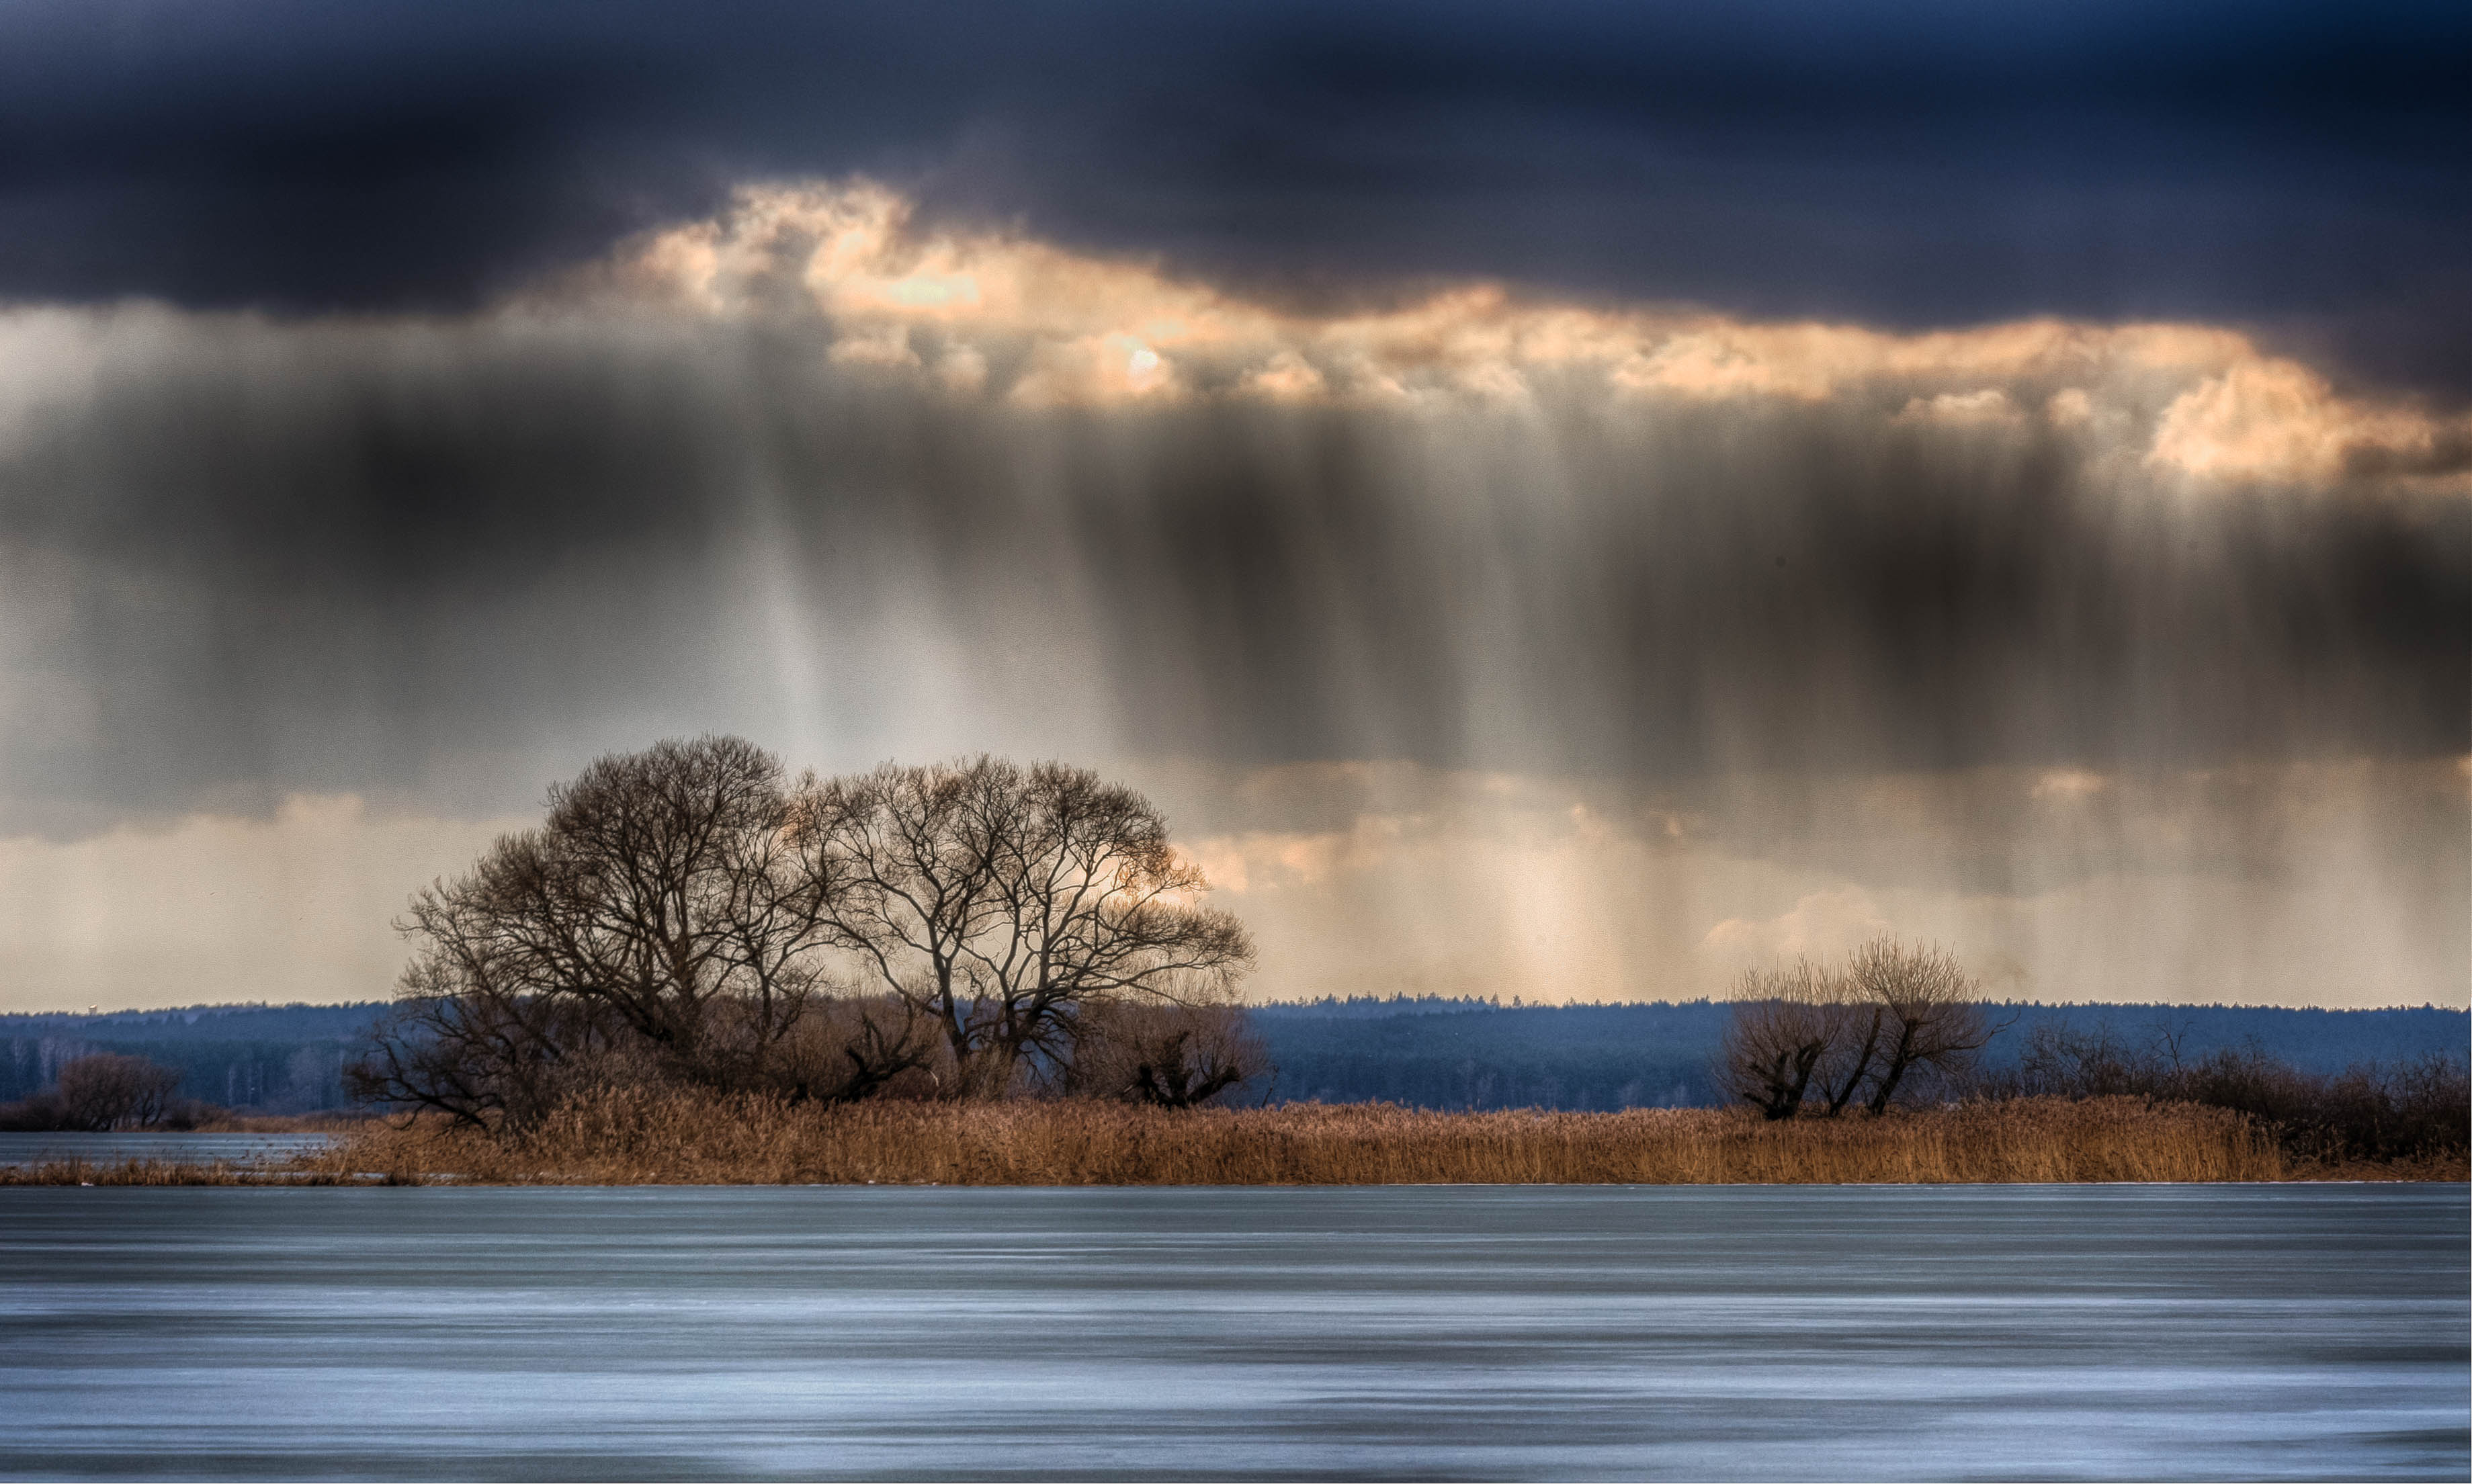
0 1 2464 1010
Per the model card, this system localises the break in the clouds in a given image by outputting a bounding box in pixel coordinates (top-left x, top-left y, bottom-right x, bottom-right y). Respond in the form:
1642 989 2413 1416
2 1 2469 392
0 179 2463 1010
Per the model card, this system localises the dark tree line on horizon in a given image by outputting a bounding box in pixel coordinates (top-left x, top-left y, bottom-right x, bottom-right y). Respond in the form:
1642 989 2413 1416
15 998 2464 1122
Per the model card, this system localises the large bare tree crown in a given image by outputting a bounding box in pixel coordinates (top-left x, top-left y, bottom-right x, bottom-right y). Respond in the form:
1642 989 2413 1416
358 740 1259 1123
362 736 855 1123
786 755 1254 1095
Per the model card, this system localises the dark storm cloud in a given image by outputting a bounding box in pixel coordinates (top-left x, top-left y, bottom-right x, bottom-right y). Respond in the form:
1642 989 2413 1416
2 300 2463 834
3 1 2469 388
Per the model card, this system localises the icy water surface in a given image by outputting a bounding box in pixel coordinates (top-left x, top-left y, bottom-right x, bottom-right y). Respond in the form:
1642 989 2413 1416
2 1183 2464 1481
0 1133 333 1168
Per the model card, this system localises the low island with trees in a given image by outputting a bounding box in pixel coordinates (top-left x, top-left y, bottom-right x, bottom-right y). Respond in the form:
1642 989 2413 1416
5 737 2463 1186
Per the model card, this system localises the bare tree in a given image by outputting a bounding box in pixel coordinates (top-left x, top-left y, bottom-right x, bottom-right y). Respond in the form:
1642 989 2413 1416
466 736 825 1074
353 742 1248 1123
1994 1018 2170 1100
1807 995 1887 1118
790 757 1256 1097
1061 1000 1270 1107
1843 937 2000 1113
347 944 634 1130
356 736 923 1124
1719 939 2006 1118
1718 958 1836 1119
55 1053 181 1131
759 994 941 1104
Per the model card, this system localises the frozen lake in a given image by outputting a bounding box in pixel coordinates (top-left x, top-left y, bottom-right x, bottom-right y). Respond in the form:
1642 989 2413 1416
0 1133 334 1169
2 1183 2464 1481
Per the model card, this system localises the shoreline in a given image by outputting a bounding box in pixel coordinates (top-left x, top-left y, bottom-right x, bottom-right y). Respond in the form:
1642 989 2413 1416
7 1094 2463 1186
5 1167 2466 1188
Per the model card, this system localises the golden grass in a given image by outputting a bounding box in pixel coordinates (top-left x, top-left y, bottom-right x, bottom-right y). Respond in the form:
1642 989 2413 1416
13 1093 2454 1188
0 1157 380 1186
0 1091 2319 1186
2293 1151 2472 1182
187 1112 376 1134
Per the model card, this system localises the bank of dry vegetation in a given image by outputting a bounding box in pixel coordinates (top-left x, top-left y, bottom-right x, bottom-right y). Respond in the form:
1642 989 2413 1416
12 1091 2398 1186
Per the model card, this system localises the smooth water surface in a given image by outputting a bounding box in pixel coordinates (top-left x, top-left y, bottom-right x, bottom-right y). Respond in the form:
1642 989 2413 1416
2 1184 2464 1481
0 1133 333 1169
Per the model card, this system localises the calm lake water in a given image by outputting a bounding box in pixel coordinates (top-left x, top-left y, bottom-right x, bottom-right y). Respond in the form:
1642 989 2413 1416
2 1184 2464 1481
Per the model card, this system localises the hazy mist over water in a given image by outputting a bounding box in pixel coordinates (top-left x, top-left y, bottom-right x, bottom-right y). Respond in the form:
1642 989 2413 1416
3 1184 2465 1481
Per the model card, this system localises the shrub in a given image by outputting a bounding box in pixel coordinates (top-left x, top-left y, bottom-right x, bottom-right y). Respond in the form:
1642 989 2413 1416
54 1053 183 1131
1977 1021 2467 1166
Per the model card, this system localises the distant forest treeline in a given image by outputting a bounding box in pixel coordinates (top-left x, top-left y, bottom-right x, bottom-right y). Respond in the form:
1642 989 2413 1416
0 1004 372 1114
1256 1000 2470 1111
3 999 2462 1115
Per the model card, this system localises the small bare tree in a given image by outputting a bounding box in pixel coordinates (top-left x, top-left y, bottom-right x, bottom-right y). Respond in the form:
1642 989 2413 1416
1996 1019 2170 1100
1718 958 1835 1120
56 1053 181 1131
790 757 1256 1097
1807 996 1887 1117
347 945 635 1130
1060 1000 1270 1107
1843 936 1999 1113
1719 937 2005 1117
758 994 941 1104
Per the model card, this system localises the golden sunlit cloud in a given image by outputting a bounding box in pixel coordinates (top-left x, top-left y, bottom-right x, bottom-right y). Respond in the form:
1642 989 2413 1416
602 179 2472 493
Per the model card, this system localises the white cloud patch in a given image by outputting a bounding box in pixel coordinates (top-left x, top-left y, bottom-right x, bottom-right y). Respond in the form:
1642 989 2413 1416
1700 887 1897 967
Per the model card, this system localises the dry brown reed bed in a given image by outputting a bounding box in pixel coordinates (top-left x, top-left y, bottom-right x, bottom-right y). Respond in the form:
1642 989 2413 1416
1 1091 2328 1186
188 1112 377 1134
11 1094 2453 1188
2297 1152 2472 1182
0 1157 378 1186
